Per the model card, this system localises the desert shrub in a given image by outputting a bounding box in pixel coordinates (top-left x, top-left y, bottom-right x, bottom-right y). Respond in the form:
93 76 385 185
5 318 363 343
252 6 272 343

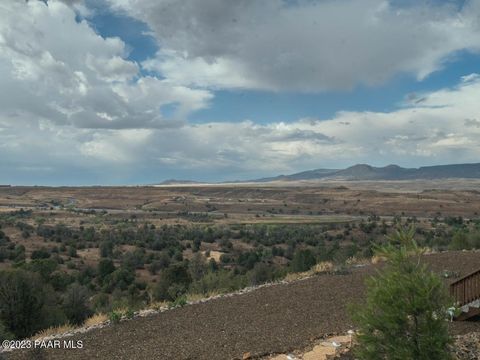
238 251 260 270
62 283 93 325
148 251 171 275
10 244 25 263
102 267 135 292
188 252 207 281
124 308 135 319
249 262 274 285
99 240 114 257
290 249 316 272
208 258 218 272
151 264 192 301
22 259 58 282
67 246 77 258
192 238 201 252
351 228 452 360
189 269 245 295
49 271 74 291
169 295 187 308
469 229 480 248
122 249 146 269
449 230 470 250
0 320 13 342
0 269 62 338
108 311 121 324
31 248 51 260
92 293 110 312
97 259 115 283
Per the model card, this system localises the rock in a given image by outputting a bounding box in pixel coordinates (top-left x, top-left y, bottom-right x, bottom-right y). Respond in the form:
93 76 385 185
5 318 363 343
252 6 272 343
451 332 480 360
242 351 252 359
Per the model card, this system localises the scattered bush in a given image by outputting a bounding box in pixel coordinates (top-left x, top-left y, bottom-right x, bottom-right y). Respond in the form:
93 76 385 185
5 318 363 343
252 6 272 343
169 295 187 308
0 321 13 342
290 249 316 272
0 269 62 338
62 283 93 325
249 262 274 286
108 311 121 324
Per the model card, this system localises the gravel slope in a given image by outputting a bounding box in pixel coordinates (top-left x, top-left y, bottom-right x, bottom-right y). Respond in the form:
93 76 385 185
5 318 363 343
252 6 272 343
6 251 480 360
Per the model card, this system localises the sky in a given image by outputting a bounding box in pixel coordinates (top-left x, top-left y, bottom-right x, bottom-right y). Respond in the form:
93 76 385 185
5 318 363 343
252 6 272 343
1 0 480 185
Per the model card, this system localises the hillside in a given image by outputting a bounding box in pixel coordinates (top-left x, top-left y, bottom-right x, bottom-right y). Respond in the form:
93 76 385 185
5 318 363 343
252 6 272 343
251 162 480 182
5 251 480 360
154 163 480 185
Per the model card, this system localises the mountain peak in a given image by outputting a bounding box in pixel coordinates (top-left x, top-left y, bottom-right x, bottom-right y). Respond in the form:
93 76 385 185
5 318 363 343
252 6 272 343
383 164 402 169
348 164 373 169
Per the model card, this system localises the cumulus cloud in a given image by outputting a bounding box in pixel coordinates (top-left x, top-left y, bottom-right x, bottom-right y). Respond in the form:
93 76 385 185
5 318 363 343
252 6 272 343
2 73 480 184
2 0 480 184
465 119 480 128
0 0 212 130
108 0 480 92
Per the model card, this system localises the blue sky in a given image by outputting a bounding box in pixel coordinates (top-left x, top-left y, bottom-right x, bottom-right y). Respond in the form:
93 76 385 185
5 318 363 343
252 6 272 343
0 0 480 185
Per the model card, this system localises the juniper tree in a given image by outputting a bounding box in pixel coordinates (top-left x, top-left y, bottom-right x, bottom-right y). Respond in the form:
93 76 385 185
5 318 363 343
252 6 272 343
351 227 452 360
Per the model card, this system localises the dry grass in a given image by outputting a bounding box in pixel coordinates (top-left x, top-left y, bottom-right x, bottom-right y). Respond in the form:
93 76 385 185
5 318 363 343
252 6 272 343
283 271 311 282
311 261 334 273
112 307 129 315
32 324 75 340
186 291 221 303
422 247 438 255
371 255 387 264
345 256 371 266
83 313 108 327
371 246 436 264
283 261 335 282
3 182 480 229
149 301 169 311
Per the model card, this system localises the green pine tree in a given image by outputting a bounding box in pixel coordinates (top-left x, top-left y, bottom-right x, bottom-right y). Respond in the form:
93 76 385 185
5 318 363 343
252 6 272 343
351 227 452 360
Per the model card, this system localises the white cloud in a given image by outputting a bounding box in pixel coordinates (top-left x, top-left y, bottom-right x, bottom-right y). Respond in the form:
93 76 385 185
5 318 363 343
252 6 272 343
108 0 480 92
80 129 153 162
2 73 480 184
2 0 480 184
0 0 212 130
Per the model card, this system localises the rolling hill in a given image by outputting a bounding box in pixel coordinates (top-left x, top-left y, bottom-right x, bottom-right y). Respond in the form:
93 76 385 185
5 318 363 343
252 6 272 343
253 162 480 182
156 163 480 185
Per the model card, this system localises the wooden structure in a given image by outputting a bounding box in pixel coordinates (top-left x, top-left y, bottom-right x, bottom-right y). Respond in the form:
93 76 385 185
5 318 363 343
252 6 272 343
450 269 480 320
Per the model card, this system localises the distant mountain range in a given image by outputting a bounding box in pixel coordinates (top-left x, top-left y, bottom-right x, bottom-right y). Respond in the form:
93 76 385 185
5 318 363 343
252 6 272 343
156 163 480 185
252 163 480 182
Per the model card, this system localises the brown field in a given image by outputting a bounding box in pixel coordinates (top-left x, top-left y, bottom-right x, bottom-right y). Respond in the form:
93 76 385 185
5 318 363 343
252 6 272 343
1 180 480 223
1 181 478 285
